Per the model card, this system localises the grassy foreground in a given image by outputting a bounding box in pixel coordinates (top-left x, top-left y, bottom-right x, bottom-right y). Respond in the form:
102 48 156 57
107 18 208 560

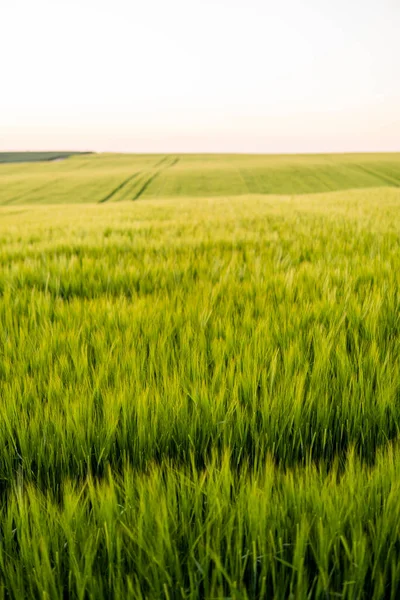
0 177 400 597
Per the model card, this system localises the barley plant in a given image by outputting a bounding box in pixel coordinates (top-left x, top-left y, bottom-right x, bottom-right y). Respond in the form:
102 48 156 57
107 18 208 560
0 153 400 598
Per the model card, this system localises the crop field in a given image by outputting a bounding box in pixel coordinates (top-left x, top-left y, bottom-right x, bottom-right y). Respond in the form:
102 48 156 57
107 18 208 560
1 153 400 599
1 152 400 205
0 152 90 165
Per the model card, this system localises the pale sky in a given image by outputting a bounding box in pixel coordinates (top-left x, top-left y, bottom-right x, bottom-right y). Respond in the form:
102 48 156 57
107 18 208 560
1 0 399 153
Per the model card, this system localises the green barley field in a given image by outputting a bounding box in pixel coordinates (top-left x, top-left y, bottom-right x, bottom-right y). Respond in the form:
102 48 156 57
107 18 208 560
1 153 400 599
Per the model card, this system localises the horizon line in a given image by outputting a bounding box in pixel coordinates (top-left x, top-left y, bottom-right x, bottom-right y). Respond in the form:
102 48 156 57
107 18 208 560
2 149 400 157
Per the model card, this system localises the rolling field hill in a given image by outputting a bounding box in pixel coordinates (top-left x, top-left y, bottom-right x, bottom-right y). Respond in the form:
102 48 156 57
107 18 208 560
0 152 399 204
0 155 400 598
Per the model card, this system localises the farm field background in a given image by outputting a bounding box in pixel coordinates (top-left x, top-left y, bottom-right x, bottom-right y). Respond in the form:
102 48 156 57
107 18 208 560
1 152 400 205
0 152 90 165
1 153 400 599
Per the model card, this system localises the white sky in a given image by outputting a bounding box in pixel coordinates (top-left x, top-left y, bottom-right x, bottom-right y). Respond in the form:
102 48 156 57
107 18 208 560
1 0 399 153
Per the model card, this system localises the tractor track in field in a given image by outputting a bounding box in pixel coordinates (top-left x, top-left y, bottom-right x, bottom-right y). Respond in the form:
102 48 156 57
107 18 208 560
98 157 179 203
153 156 170 168
133 157 179 200
350 163 400 187
98 172 141 203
